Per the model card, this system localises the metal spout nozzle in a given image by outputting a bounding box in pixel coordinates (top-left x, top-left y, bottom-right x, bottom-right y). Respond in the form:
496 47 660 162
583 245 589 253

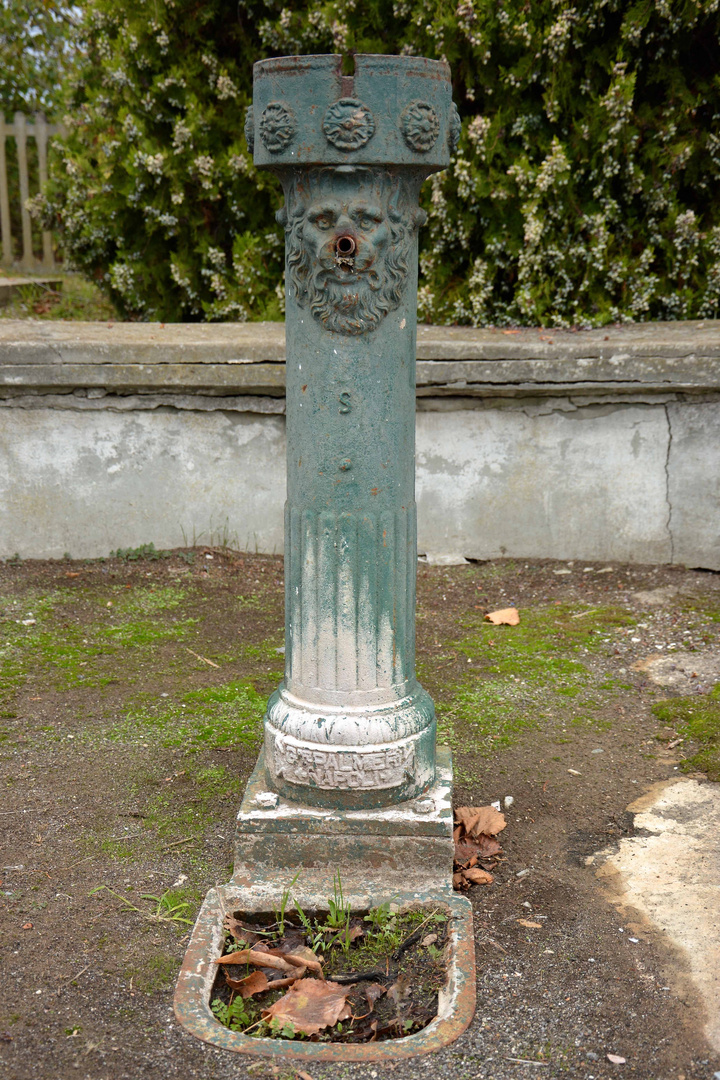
335 235 356 257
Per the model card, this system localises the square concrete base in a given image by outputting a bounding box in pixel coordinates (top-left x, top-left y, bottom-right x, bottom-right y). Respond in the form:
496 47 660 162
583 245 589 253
233 745 454 895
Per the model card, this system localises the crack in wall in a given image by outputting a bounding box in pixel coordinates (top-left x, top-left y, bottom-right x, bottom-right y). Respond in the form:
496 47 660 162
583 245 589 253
664 403 675 563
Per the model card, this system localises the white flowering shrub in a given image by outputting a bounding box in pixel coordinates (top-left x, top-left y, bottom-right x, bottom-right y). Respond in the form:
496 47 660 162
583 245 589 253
39 0 720 325
38 0 305 320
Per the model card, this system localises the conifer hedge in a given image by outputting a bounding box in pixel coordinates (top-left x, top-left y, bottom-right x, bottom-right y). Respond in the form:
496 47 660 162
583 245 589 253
40 0 720 325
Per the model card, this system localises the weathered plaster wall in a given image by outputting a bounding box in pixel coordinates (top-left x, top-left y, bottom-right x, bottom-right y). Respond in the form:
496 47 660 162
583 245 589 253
0 407 286 559
415 400 673 564
1 320 718 567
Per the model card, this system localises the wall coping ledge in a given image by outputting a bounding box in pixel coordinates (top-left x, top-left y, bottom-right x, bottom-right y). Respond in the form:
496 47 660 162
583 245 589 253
1 319 719 398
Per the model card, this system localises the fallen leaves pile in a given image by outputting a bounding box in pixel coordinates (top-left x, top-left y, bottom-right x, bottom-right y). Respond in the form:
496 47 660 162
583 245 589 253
453 805 507 890
213 908 446 1040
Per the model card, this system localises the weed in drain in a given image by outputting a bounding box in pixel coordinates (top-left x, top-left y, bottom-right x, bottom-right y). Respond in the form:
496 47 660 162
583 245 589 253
326 870 351 931
273 870 301 937
211 996 256 1032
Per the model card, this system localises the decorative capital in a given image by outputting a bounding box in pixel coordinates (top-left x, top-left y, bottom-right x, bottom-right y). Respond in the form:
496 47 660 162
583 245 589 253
251 53 456 170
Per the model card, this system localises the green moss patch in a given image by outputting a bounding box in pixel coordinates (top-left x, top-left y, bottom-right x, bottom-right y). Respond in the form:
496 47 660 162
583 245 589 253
653 684 720 781
110 680 266 752
0 584 202 698
429 605 634 755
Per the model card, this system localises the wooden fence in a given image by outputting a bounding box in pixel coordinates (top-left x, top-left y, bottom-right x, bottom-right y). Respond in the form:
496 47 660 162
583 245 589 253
0 112 65 273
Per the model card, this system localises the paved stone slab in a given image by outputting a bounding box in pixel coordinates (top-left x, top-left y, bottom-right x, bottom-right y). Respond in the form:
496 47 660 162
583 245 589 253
594 779 720 1052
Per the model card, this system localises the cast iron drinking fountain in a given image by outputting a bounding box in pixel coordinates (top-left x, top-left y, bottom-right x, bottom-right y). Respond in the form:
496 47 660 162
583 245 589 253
175 53 475 1060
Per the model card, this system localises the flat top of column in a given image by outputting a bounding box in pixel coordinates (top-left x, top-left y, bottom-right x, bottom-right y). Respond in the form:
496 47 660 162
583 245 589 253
250 53 457 170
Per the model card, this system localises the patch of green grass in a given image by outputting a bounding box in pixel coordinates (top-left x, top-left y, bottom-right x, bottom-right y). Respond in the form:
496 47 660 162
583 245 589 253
110 542 170 562
681 597 720 624
456 603 635 670
429 604 634 756
112 585 188 616
1 586 199 697
101 616 196 649
0 273 119 321
127 952 180 993
142 763 241 840
154 884 203 921
652 684 720 780
110 680 265 751
235 589 281 616
0 589 83 696
239 638 285 664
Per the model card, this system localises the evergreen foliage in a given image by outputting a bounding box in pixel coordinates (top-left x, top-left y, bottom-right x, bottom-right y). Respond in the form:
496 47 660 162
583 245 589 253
0 0 76 117
39 0 720 324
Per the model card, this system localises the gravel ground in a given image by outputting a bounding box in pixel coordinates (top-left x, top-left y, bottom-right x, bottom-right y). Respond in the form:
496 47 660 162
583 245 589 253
1 551 719 1080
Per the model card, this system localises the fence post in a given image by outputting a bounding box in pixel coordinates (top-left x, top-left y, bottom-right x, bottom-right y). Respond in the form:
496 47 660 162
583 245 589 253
34 113 54 271
0 112 12 267
14 111 35 271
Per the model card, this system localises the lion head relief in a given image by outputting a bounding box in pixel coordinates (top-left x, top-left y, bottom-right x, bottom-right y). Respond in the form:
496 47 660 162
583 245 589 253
277 168 426 336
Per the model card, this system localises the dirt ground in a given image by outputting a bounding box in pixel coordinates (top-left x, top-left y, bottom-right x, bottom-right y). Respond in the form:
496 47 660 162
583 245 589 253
1 550 719 1080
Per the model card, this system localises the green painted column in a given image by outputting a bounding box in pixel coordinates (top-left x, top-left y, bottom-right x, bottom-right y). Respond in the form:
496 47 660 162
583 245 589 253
249 54 459 809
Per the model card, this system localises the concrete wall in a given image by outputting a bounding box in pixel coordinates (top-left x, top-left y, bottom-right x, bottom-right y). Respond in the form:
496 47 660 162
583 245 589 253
1 320 719 568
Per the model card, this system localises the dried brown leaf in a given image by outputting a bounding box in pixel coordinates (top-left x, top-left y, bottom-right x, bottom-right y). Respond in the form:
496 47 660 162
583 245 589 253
281 947 324 977
475 834 504 856
262 978 351 1036
223 915 250 944
463 867 494 886
224 969 269 997
264 974 302 991
452 871 466 890
455 805 507 838
222 915 262 946
454 838 479 867
516 919 543 929
215 948 296 974
421 933 438 947
485 607 520 626
364 983 387 1010
387 974 410 1006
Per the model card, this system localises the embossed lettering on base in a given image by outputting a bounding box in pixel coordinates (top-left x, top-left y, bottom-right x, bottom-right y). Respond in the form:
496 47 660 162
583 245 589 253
273 738 415 790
